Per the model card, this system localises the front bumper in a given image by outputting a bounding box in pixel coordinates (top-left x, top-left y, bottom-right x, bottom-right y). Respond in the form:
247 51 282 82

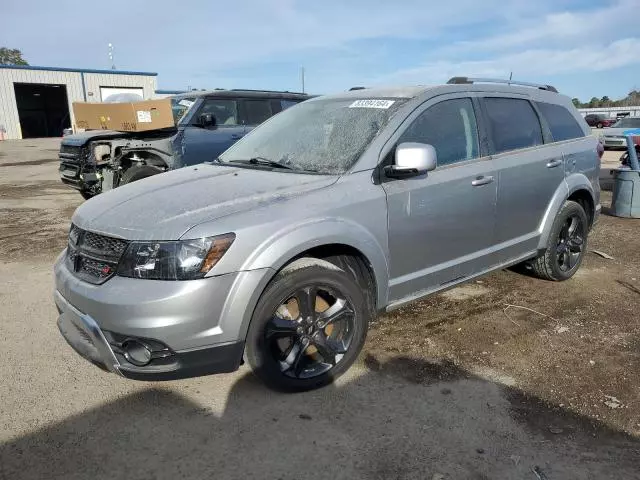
55 290 244 380
54 252 271 380
602 137 628 149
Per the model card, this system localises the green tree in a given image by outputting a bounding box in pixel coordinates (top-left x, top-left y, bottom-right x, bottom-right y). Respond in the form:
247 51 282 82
588 97 600 108
600 96 611 107
0 47 28 65
572 98 581 108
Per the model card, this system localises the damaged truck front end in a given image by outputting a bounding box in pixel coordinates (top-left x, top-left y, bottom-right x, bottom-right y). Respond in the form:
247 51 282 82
59 90 312 199
59 129 181 199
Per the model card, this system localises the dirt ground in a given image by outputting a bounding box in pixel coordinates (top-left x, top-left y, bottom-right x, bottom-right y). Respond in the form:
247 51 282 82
1 138 639 479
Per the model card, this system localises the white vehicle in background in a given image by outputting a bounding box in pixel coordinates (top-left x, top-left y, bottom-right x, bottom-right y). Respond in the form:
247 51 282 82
600 117 640 149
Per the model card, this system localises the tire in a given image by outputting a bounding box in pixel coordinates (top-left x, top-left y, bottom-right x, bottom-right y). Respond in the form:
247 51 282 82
80 190 95 200
597 123 603 128
531 200 589 281
120 165 161 185
245 258 370 392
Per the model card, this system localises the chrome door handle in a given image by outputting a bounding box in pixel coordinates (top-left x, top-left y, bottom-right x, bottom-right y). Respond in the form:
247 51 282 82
546 159 563 168
471 175 494 186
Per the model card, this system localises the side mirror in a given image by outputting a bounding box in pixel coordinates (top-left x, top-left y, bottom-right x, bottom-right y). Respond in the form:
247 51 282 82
199 113 216 128
384 142 437 179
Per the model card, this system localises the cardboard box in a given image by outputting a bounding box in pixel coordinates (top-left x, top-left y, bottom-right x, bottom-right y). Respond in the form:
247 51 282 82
72 99 175 132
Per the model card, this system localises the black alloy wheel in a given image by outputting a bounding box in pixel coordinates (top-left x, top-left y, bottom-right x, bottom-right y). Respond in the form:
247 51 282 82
555 214 585 272
245 258 369 391
266 285 355 379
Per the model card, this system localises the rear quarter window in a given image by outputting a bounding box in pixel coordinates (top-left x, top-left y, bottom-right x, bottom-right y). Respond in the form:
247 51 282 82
536 102 585 142
483 98 543 154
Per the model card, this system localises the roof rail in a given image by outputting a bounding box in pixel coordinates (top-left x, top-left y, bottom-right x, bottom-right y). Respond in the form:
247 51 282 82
447 76 558 93
230 88 307 95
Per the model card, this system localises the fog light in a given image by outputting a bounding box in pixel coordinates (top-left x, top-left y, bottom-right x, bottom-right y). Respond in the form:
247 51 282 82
123 340 152 366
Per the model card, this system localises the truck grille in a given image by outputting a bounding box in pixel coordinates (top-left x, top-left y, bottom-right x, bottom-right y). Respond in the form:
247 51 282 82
60 144 82 155
66 225 128 284
59 144 85 163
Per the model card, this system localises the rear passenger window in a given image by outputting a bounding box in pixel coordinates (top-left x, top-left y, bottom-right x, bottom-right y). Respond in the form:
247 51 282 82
244 100 273 125
536 102 585 142
399 98 479 167
484 98 543 154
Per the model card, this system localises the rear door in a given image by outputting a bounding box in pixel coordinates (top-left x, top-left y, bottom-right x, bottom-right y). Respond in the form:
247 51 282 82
480 96 565 264
180 97 246 166
240 98 276 134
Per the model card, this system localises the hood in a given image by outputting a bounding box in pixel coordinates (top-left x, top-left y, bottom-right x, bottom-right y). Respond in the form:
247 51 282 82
62 128 177 146
61 130 132 146
72 164 338 240
602 127 640 137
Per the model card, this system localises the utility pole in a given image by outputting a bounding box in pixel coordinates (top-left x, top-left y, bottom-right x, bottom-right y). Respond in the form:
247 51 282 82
509 71 513 81
108 43 116 70
300 66 305 93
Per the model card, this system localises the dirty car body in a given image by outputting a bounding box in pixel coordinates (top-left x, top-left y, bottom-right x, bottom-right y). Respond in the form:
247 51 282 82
55 79 601 390
58 90 310 198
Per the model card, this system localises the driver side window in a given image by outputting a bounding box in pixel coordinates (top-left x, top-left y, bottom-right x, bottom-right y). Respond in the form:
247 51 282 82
198 99 239 126
399 98 479 167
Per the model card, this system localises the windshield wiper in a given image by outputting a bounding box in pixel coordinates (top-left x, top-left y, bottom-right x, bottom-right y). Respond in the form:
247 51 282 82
228 157 294 170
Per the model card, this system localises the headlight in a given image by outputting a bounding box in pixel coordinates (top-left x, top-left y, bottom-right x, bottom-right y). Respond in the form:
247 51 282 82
117 233 235 280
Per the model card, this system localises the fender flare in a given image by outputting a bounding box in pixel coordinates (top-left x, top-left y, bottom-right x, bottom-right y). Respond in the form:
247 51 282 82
240 217 390 310
537 174 595 250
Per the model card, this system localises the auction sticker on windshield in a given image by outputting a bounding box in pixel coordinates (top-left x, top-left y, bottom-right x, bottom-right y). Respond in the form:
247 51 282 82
349 99 395 109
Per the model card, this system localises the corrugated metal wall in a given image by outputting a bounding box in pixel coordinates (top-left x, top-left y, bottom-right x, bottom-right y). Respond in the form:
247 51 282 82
0 68 157 139
83 73 157 102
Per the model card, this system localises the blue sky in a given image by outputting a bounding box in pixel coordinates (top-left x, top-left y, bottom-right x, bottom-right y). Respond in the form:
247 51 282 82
2 0 639 102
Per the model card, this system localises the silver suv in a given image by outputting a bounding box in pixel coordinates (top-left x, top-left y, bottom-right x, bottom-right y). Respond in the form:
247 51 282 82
54 77 601 391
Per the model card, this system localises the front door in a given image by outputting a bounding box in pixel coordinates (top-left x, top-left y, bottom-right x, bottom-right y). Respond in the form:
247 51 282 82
382 96 497 303
180 98 246 166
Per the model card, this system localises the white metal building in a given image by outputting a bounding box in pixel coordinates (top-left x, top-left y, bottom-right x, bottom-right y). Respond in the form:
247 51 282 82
577 106 640 119
0 65 158 139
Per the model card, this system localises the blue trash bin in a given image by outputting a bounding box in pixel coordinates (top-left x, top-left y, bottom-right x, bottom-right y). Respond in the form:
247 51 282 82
610 133 640 218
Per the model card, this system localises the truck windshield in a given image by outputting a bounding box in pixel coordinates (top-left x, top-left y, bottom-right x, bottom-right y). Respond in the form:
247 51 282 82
218 98 407 174
171 97 197 125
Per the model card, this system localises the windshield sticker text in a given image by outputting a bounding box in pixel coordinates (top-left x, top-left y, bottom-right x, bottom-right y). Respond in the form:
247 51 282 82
349 99 395 109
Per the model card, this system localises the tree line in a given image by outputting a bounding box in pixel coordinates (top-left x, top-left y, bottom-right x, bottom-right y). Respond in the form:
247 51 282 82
572 90 640 109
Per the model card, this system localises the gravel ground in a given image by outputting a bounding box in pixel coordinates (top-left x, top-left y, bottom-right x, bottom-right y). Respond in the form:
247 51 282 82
1 138 639 480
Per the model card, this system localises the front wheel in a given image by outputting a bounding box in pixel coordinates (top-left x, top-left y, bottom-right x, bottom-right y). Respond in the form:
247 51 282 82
597 122 603 128
531 200 588 281
245 258 370 391
120 165 162 185
79 190 95 200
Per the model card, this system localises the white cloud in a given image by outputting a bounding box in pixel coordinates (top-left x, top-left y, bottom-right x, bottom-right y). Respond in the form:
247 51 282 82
375 38 640 86
447 0 638 54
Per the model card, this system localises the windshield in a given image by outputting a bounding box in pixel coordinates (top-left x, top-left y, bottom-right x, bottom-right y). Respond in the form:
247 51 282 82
218 97 407 174
612 117 640 128
171 97 197 124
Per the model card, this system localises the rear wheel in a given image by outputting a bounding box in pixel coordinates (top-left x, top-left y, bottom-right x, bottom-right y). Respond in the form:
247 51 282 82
531 200 588 281
245 258 370 391
597 122 603 128
120 165 162 185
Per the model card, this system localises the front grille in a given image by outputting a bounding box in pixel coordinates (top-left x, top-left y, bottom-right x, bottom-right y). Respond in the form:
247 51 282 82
82 231 128 260
60 144 82 155
59 144 85 164
66 225 128 284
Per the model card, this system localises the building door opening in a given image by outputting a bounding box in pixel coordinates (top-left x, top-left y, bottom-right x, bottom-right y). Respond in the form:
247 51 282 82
14 83 71 138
